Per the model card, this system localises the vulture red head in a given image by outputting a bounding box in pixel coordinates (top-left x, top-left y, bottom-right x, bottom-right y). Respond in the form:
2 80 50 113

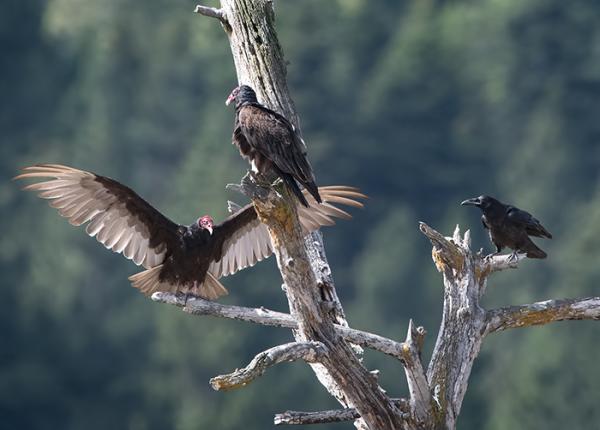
197 215 214 235
225 85 257 106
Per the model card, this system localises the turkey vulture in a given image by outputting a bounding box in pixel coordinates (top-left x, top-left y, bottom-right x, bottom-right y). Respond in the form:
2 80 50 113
461 195 552 259
226 85 321 207
15 164 366 299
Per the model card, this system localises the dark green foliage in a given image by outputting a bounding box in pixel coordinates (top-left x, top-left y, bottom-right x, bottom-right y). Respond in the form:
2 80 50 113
2 0 599 428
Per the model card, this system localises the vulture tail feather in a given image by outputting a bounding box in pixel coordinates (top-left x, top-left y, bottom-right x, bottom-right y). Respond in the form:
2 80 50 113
198 273 229 300
129 267 228 300
129 265 175 296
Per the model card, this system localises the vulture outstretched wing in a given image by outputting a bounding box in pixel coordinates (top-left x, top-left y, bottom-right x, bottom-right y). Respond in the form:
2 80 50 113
208 186 366 278
15 164 180 269
16 164 366 299
237 104 320 203
506 206 553 239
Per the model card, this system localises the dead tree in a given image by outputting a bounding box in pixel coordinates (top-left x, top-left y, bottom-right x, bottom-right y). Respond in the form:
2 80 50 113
153 2 600 429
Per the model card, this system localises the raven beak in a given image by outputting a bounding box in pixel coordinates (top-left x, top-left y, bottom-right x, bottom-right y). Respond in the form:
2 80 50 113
225 94 235 106
461 197 480 207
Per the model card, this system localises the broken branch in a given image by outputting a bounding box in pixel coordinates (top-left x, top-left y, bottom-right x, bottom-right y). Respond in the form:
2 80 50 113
210 341 327 391
274 399 410 426
401 320 433 426
194 4 227 23
485 297 600 334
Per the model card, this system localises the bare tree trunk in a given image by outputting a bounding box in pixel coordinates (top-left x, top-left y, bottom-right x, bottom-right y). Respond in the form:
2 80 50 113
203 1 405 429
420 225 488 429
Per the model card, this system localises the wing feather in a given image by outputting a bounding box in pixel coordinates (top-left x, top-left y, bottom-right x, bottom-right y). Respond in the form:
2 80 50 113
104 218 128 249
238 105 317 189
209 185 367 278
16 164 178 269
506 206 552 239
114 230 135 254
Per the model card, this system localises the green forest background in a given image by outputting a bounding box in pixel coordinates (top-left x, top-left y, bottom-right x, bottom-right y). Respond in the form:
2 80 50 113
2 0 600 428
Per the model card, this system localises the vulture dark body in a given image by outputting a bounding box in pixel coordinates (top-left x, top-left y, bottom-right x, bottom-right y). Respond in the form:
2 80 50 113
461 195 552 259
16 165 366 299
227 85 321 207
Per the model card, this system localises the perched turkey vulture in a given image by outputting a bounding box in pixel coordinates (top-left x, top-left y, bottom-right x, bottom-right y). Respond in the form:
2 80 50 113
461 195 552 259
226 85 321 207
15 164 366 299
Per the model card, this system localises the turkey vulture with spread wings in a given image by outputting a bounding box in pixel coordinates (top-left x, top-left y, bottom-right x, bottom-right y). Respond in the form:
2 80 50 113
226 85 321 207
461 195 552 259
15 164 366 300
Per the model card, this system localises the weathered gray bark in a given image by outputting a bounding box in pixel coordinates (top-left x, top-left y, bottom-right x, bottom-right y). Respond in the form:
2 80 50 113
274 399 410 426
200 1 404 429
485 297 600 334
420 224 488 429
210 341 327 390
151 3 600 429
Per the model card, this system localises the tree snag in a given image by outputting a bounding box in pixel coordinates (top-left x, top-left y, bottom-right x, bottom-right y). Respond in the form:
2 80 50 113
151 3 600 429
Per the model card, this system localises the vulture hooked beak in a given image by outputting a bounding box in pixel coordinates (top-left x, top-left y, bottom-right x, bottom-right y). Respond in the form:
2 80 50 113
198 216 214 235
461 197 481 207
225 93 236 106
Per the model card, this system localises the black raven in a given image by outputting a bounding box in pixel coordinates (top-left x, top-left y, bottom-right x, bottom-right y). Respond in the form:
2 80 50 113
461 195 552 260
15 164 366 299
226 84 321 207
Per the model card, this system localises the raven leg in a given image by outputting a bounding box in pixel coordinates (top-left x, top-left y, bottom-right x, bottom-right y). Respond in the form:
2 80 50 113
484 252 499 260
484 244 503 260
507 250 520 263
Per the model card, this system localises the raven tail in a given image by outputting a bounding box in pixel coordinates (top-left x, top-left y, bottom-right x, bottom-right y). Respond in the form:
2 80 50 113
525 244 547 259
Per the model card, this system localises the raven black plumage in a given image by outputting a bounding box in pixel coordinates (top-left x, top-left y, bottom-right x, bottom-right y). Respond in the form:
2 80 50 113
16 165 366 299
461 195 552 259
226 85 321 207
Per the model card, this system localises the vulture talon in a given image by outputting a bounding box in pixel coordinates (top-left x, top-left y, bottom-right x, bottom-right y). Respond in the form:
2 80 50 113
245 170 271 189
246 169 260 183
225 183 243 194
241 171 255 187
